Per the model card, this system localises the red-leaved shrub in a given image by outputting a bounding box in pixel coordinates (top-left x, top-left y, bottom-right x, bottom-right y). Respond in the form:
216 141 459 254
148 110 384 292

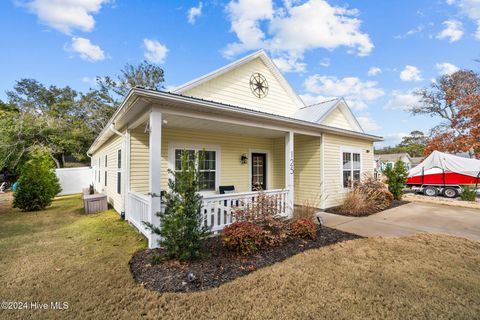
289 218 317 240
222 222 265 255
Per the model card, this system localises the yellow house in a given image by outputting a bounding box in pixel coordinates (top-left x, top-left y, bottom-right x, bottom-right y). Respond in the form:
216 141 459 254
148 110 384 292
87 50 382 247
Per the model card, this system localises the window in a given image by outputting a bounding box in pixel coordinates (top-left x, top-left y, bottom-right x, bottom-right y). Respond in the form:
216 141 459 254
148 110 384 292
105 155 108 167
174 149 216 191
342 151 361 188
117 149 122 194
104 171 107 187
98 158 101 182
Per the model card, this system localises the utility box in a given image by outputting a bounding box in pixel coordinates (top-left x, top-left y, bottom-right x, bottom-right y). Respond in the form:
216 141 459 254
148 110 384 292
83 194 108 214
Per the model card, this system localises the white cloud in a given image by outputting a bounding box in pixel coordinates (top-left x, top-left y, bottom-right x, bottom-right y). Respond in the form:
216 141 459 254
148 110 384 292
81 76 97 85
357 113 381 131
68 37 105 61
272 55 306 73
223 0 273 57
299 94 335 106
143 38 168 64
395 24 424 39
223 0 373 72
304 75 384 111
437 20 464 42
384 90 422 111
435 62 459 75
18 0 110 34
187 2 203 24
319 58 331 67
400 65 423 82
367 67 381 76
375 132 408 148
447 0 480 39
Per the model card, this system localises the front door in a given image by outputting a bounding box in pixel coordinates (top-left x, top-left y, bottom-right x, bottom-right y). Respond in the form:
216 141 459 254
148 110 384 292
251 153 267 191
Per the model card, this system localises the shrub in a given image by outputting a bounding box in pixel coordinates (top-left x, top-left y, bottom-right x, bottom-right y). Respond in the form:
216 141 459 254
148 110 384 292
460 185 477 201
222 221 265 255
336 175 393 216
145 150 210 261
384 160 409 200
13 152 61 211
289 218 317 239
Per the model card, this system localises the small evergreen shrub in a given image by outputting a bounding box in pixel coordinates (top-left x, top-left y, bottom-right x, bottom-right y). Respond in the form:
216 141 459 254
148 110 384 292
384 160 409 200
13 152 61 211
222 221 265 255
289 218 317 239
460 185 477 201
145 150 210 261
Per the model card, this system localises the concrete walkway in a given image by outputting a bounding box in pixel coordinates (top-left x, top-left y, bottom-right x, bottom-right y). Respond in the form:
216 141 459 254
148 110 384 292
317 202 480 241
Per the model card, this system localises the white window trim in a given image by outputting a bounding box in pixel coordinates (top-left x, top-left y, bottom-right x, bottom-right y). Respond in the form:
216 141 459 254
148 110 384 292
248 149 272 191
340 147 363 191
168 142 221 195
117 149 122 194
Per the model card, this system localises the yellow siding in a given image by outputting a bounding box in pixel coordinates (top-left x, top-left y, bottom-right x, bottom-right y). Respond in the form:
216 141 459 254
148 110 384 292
294 135 321 206
272 137 285 189
130 126 149 194
183 57 299 117
322 108 354 131
91 134 123 213
323 133 374 208
160 128 281 192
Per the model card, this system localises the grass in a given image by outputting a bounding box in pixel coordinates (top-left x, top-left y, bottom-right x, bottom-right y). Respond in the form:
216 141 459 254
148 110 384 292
1 194 480 319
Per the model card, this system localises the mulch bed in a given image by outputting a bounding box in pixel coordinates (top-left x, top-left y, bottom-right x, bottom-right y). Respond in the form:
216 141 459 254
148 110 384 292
325 200 410 217
130 227 360 293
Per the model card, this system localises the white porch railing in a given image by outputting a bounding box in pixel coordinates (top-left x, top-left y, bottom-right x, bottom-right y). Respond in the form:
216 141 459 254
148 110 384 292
126 191 151 238
201 189 290 232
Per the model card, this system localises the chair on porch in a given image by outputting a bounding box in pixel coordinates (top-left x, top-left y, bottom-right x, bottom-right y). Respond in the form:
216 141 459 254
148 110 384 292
219 185 236 208
219 185 235 194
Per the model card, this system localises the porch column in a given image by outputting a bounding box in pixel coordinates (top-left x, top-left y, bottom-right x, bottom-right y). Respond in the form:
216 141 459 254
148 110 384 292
285 131 294 217
148 108 162 248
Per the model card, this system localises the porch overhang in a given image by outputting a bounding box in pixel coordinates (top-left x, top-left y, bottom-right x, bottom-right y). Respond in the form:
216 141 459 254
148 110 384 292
88 88 383 154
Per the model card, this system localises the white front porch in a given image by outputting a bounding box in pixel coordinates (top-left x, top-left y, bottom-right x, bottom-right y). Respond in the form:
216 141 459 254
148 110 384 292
121 104 319 248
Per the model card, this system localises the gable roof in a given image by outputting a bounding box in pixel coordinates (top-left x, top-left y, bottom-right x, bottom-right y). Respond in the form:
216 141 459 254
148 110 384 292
375 153 412 162
294 97 364 132
172 49 305 109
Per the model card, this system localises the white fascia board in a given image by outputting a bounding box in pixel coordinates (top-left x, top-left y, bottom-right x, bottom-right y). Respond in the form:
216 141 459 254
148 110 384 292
88 89 383 154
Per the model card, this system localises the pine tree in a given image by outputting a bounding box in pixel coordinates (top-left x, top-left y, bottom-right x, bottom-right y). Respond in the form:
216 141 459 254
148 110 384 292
384 160 409 200
146 150 210 260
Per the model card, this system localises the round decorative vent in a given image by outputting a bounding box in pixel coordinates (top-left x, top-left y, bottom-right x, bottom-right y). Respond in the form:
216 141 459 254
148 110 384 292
249 73 269 98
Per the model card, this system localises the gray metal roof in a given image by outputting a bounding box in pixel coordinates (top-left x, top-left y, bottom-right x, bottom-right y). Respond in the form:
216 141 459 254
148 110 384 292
293 98 341 123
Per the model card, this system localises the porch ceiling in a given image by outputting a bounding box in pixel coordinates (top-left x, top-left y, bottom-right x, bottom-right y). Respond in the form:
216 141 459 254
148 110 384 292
162 114 286 138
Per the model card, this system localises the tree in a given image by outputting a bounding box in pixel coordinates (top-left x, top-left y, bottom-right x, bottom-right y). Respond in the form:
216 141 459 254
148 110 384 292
81 61 165 135
398 130 427 157
375 131 427 157
413 70 480 158
384 160 409 200
13 149 61 211
145 151 210 261
0 61 166 172
0 79 94 170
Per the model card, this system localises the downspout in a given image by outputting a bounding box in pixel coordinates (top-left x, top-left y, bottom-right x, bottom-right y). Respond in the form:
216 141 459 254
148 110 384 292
109 123 127 219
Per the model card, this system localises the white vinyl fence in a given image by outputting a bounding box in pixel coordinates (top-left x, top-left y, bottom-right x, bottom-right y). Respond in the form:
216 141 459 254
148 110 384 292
55 167 93 196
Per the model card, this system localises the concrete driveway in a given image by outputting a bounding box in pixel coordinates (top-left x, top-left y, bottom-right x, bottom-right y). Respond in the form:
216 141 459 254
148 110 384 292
317 202 480 241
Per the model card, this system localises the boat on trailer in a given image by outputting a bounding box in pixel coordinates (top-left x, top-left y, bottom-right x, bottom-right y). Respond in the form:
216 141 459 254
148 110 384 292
406 151 480 198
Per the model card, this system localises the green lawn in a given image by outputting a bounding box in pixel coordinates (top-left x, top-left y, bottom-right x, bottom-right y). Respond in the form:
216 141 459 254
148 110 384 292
1 194 479 319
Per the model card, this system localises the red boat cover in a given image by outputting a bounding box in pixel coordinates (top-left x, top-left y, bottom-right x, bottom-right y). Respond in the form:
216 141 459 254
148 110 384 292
408 151 480 178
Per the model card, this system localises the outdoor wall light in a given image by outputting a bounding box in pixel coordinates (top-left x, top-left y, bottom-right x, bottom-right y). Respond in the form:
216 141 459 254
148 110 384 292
240 154 248 164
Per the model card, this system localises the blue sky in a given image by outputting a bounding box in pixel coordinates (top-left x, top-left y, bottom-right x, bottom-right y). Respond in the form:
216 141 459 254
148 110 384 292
1 0 479 147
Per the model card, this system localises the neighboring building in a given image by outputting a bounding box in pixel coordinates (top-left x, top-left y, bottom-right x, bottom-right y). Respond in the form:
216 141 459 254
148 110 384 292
410 157 423 168
375 153 412 171
88 50 383 247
